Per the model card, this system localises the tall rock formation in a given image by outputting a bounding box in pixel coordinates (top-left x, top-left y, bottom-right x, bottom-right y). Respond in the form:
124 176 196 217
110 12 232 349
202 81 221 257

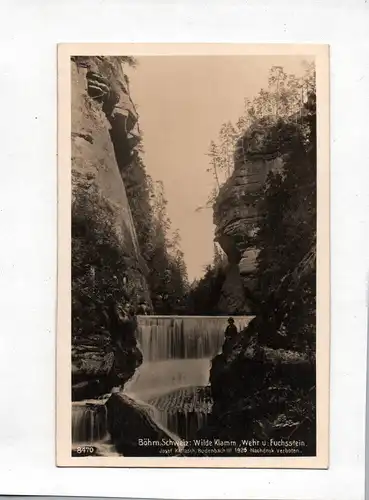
201 112 317 456
213 117 285 313
71 56 151 400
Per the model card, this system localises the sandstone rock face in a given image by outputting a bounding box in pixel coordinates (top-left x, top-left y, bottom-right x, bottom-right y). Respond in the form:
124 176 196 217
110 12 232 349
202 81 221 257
71 56 151 399
203 116 317 455
71 57 142 260
217 263 252 314
213 119 285 313
239 247 259 276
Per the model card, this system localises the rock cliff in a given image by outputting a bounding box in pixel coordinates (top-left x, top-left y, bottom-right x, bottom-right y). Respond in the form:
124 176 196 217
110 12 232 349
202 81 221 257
204 110 317 456
71 56 151 400
213 117 292 313
193 243 316 456
202 329 316 456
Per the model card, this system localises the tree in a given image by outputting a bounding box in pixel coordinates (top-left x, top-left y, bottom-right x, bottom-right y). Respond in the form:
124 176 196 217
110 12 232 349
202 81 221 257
204 62 316 197
145 181 190 314
186 264 226 315
206 140 222 190
218 121 239 178
169 229 190 290
165 229 190 313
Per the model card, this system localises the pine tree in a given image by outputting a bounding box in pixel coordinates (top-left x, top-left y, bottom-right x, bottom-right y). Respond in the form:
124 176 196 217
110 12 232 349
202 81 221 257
147 183 190 314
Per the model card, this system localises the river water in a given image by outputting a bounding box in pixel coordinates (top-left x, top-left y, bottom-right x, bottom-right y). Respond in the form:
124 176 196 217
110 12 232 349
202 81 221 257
72 315 252 452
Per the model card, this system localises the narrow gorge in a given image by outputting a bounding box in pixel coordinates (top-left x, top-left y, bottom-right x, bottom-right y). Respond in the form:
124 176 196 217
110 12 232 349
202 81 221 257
71 56 317 458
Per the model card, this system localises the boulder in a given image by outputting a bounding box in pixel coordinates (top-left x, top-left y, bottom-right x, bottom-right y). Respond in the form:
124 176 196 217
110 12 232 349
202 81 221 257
106 393 181 456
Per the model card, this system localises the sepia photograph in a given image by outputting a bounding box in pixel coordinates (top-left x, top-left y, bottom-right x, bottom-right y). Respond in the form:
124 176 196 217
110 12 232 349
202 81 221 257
57 44 330 468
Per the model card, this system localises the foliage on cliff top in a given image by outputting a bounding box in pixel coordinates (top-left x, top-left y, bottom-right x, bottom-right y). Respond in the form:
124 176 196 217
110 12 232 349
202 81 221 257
202 62 315 210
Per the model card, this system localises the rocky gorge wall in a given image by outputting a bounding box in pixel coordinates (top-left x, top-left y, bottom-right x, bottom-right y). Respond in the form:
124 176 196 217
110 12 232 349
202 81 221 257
213 118 285 314
201 107 317 456
71 56 152 400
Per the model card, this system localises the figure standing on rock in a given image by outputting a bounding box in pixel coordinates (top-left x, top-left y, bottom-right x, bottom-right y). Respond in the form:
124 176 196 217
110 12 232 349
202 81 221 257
225 317 238 340
222 317 239 355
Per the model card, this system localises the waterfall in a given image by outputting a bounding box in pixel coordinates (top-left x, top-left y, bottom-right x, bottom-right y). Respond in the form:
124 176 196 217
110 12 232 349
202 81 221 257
71 316 253 454
135 315 251 361
125 315 252 441
72 400 108 444
147 385 213 441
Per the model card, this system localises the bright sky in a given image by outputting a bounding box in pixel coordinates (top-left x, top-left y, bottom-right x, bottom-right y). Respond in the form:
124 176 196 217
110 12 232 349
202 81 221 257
126 55 312 282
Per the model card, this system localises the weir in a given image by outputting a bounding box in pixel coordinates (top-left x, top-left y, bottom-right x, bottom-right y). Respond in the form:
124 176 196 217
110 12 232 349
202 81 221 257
71 315 252 449
125 315 252 440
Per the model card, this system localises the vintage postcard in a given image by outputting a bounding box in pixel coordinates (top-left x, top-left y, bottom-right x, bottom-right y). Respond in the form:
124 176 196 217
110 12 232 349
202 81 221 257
57 43 330 468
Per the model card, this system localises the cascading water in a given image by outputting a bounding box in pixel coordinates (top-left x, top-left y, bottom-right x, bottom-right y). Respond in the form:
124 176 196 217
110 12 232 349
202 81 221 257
72 400 108 443
125 315 252 440
71 399 119 456
135 316 250 361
